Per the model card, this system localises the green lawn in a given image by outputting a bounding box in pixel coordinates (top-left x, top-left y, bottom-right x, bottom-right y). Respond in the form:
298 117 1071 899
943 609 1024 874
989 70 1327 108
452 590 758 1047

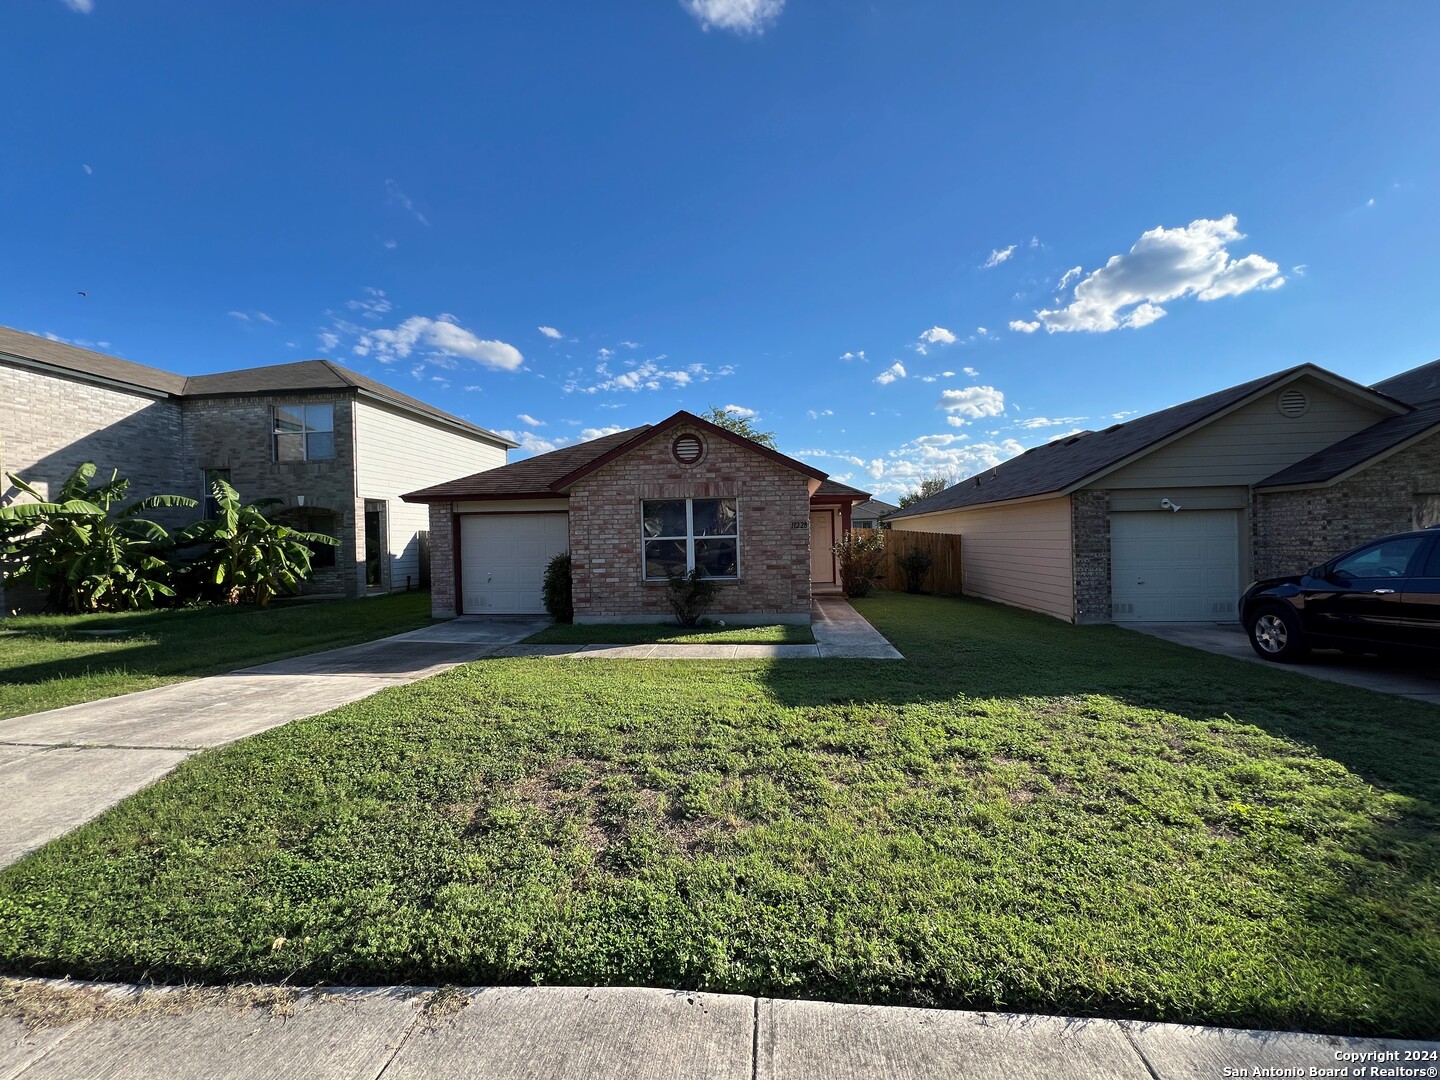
0 593 1436 1037
0 592 434 719
523 622 815 645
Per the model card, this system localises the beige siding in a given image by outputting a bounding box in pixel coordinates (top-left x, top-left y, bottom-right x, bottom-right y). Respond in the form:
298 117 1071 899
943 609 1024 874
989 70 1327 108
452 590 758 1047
1101 378 1389 489
892 496 1073 621
354 400 507 589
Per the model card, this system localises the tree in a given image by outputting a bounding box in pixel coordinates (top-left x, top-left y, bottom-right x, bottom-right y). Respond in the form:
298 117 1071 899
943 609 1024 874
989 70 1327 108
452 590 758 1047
0 463 196 611
175 477 337 606
700 405 777 449
898 474 952 509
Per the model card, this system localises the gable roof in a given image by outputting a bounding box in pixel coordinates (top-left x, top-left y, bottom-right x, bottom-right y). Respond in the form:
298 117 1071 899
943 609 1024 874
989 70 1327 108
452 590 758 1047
1255 400 1440 489
0 325 513 448
402 411 834 503
0 325 187 395
889 363 1407 519
402 426 651 501
184 359 516 446
853 498 899 519
1373 358 1440 406
813 479 873 502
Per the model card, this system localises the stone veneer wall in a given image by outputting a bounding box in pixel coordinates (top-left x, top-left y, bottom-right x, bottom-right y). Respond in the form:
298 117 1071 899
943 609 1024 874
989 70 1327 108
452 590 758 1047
181 394 360 596
427 502 458 617
568 425 814 622
1070 489 1111 624
1252 429 1440 579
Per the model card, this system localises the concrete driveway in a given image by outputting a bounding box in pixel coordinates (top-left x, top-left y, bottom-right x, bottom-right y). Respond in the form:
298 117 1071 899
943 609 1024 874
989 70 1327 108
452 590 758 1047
0 617 547 869
1127 622 1440 706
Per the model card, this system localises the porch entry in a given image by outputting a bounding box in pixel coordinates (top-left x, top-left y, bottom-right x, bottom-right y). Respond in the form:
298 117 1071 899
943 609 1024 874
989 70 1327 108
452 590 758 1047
809 508 838 586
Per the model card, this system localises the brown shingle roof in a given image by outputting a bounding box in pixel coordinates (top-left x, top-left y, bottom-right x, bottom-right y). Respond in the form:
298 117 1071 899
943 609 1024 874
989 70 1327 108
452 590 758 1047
0 325 187 395
402 426 652 501
815 478 872 500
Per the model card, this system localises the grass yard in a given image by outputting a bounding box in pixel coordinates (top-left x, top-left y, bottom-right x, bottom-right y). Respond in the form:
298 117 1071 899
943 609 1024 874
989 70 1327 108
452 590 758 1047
0 592 1436 1037
523 622 815 645
0 592 434 719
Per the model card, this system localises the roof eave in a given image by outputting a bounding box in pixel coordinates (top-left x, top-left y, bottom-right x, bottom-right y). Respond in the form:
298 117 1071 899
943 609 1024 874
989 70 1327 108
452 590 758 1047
352 388 519 448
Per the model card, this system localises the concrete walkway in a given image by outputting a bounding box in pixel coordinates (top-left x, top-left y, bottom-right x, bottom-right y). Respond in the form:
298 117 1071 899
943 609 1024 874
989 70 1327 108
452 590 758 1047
1128 622 1440 706
495 598 904 661
0 617 547 868
2 981 1433 1080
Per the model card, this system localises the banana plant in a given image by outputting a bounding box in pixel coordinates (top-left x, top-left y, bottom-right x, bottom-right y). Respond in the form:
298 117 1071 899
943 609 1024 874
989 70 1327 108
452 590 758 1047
176 477 338 606
0 463 196 611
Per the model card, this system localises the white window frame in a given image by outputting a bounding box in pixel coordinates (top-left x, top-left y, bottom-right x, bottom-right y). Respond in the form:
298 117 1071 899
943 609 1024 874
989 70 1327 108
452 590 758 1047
640 498 740 581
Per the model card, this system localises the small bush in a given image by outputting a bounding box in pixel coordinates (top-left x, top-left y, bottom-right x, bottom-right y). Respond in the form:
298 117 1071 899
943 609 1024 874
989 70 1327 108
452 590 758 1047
666 568 720 627
896 549 934 594
543 551 574 623
833 529 887 598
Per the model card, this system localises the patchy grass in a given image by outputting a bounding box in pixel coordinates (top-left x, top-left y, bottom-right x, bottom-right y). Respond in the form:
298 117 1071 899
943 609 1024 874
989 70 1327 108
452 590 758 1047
0 592 434 719
0 593 1436 1038
523 622 815 645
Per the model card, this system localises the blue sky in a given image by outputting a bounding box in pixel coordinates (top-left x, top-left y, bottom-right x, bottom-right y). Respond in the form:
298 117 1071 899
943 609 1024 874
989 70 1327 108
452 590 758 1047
4 1 1438 500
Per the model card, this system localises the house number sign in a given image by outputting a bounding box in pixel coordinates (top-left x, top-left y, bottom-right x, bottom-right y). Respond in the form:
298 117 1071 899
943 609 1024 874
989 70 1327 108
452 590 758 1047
792 521 808 529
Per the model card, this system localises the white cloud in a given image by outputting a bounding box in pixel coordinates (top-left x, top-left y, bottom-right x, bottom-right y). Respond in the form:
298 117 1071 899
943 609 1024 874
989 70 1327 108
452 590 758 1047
862 434 1026 498
1056 265 1082 292
353 315 523 371
1046 428 1088 443
580 425 627 441
920 326 957 345
517 413 545 427
81 163 93 174
1291 264 1307 277
722 404 757 418
1014 415 1088 430
681 0 784 35
806 408 834 420
318 330 341 352
962 367 978 377
538 326 564 339
347 288 392 320
1026 215 1284 333
385 180 429 226
382 239 398 249
976 327 988 335
939 385 1005 421
60 0 94 11
497 429 562 458
874 362 906 386
619 340 640 349
983 245 1017 269
229 310 277 325
597 347 615 361
840 350 866 362
1009 320 1041 334
565 359 732 394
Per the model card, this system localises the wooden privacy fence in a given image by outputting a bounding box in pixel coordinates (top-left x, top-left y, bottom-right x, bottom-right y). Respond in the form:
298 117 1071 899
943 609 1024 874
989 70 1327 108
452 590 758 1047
875 529 964 595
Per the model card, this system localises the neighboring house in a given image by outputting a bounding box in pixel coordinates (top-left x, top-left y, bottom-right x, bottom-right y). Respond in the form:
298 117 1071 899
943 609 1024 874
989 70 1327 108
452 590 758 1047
403 411 871 623
851 498 900 529
888 358 1440 624
0 326 513 608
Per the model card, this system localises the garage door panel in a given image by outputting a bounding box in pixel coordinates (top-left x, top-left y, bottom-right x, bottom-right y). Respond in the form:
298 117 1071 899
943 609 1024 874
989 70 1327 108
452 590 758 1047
460 514 569 615
1111 510 1240 623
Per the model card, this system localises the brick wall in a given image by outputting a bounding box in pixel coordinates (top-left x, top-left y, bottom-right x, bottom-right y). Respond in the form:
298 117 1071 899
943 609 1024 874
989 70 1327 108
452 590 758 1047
181 394 360 596
568 425 813 621
1253 429 1440 578
1071 488 1111 623
428 502 457 617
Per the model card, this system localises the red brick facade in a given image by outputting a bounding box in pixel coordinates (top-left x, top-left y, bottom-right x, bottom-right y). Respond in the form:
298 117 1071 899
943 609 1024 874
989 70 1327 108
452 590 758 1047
568 424 814 622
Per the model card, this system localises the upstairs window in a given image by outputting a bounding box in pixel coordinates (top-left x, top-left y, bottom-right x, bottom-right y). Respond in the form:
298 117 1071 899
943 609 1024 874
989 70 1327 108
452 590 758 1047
274 404 334 461
642 498 738 580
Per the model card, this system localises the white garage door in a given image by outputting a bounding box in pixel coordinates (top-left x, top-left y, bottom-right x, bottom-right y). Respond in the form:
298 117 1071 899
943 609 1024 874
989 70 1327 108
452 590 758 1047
1110 510 1240 623
460 514 569 615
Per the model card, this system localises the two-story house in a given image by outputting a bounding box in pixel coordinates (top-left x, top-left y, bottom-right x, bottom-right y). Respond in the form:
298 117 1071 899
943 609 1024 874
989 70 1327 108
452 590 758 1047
0 326 514 609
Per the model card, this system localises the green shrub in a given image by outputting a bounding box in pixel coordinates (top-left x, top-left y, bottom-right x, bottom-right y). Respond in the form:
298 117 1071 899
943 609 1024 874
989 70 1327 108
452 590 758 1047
895 548 934 594
543 551 574 623
833 529 887 598
665 568 720 626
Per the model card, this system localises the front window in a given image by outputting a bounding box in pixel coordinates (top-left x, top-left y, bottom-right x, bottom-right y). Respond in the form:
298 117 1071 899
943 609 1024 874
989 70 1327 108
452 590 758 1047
642 498 738 580
273 404 335 461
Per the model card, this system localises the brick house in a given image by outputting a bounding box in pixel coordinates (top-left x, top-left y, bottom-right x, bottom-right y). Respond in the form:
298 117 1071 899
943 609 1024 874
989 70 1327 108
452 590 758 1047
887 357 1440 625
0 326 514 609
402 411 871 623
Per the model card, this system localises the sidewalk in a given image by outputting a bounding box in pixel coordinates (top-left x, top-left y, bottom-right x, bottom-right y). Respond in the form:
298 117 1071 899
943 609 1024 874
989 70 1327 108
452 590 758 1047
2 980 1433 1080
0 617 546 868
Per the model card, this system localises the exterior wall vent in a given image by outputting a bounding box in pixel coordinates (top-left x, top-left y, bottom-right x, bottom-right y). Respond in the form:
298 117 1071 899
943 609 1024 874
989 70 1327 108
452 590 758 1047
1277 388 1309 418
672 433 704 465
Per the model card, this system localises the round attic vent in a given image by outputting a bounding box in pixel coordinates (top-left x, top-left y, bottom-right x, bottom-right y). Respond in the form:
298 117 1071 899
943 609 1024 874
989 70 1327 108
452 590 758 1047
1277 388 1309 418
673 433 704 465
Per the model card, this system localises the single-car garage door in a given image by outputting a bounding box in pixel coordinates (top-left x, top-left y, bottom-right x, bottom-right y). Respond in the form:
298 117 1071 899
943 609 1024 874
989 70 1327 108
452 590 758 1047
460 513 569 615
1111 509 1240 623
